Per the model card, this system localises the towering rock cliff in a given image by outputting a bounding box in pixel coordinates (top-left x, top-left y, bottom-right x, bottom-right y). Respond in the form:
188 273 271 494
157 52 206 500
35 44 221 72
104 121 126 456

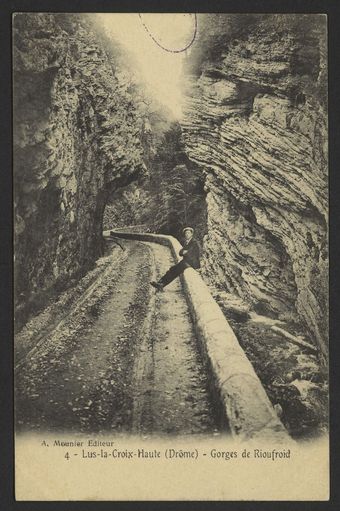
13 14 146 323
182 15 328 356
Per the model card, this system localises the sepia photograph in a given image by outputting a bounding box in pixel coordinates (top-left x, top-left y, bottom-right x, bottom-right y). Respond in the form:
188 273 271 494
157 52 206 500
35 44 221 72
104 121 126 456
12 11 329 501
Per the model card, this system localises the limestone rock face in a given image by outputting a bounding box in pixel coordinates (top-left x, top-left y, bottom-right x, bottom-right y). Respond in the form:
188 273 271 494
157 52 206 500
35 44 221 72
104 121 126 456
182 15 328 356
13 14 145 321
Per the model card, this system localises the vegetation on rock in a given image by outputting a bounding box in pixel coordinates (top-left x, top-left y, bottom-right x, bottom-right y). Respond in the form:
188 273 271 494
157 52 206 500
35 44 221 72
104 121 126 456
104 122 207 241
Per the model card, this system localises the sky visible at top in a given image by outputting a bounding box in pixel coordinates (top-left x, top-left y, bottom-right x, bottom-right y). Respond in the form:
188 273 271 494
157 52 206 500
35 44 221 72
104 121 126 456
97 13 197 119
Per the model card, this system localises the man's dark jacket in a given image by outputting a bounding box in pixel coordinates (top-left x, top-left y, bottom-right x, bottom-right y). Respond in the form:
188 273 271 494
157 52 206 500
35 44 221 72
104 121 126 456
179 238 201 269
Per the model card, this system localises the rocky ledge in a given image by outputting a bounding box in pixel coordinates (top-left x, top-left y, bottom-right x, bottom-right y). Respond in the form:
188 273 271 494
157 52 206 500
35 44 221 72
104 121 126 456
181 14 328 357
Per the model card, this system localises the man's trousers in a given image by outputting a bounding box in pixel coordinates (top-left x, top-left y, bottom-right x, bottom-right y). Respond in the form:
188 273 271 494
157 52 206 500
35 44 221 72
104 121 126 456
159 260 189 287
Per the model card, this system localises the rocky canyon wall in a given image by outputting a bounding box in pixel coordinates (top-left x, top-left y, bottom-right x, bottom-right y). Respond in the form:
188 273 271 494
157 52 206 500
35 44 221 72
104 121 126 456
13 14 146 323
181 15 328 356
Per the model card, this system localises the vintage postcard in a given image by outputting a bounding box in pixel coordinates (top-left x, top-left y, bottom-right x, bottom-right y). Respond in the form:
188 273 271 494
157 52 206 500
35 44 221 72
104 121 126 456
13 12 329 501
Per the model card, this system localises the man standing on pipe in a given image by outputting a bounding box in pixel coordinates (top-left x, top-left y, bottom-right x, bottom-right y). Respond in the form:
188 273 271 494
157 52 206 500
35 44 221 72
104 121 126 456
150 227 200 291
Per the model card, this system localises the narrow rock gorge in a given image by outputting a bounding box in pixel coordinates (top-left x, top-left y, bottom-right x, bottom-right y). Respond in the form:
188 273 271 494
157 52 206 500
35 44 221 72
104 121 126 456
181 14 328 358
13 14 148 326
14 13 328 359
13 13 328 441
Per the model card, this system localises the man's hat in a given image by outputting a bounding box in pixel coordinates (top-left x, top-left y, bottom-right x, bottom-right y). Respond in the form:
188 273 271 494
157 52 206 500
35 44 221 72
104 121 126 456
183 227 194 235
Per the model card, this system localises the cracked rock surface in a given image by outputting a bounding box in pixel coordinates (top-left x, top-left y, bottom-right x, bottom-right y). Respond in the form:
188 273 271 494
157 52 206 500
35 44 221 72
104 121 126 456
13 13 146 328
181 14 328 357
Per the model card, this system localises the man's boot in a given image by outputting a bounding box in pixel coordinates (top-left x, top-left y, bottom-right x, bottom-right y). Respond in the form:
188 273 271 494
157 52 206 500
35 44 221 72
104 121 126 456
150 281 164 291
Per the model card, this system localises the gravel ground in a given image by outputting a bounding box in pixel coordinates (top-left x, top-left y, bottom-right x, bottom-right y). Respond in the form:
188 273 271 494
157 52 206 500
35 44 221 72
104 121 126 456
138 242 220 436
15 239 221 437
